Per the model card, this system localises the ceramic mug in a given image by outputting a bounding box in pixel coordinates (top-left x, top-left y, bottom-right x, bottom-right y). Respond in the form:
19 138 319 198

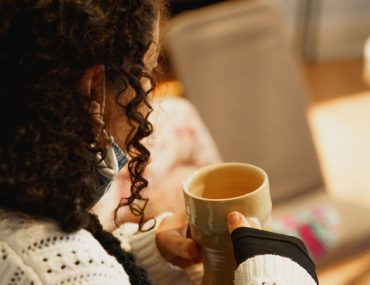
183 162 272 285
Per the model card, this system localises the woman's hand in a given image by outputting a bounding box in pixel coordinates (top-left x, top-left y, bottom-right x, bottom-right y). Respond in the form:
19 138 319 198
156 211 257 268
156 212 202 268
227 211 261 234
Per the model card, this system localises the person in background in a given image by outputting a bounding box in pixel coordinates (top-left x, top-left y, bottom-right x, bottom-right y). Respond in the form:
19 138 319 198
0 0 318 284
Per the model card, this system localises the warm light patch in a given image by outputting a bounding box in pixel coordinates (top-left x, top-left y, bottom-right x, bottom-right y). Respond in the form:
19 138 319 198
153 80 184 97
308 92 370 208
364 36 370 86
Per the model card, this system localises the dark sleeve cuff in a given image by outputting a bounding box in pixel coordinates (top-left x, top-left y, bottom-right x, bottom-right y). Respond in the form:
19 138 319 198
231 227 318 284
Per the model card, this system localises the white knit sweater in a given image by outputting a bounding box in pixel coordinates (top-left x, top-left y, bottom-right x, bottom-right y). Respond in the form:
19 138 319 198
0 209 317 285
0 210 190 285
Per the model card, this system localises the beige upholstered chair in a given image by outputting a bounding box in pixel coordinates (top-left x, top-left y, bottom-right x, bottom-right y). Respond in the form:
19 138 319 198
166 0 370 267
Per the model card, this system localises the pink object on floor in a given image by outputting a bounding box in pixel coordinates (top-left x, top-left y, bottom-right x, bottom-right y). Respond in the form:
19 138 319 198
273 205 341 258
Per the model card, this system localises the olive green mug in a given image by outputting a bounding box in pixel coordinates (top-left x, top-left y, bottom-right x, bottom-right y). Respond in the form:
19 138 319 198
183 162 272 285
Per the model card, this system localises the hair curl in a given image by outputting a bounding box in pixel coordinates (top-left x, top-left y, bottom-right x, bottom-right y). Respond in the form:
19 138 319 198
0 0 163 283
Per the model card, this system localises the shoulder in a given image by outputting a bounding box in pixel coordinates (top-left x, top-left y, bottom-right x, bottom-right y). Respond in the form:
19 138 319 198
0 209 130 285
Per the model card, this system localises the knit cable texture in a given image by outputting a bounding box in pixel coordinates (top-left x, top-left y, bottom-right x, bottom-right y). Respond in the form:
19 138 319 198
234 254 317 285
0 209 129 284
0 210 191 285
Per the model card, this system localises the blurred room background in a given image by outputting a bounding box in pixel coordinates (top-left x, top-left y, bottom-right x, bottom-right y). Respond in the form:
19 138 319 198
153 0 370 284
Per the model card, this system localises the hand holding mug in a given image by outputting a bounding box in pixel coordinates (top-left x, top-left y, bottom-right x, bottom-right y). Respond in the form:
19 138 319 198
156 212 202 268
183 163 272 285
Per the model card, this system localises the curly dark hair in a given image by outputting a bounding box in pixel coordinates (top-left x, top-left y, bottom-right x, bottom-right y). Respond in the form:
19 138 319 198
0 0 164 283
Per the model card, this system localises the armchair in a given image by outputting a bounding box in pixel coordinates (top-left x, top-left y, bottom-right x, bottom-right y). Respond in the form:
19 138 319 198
165 0 370 267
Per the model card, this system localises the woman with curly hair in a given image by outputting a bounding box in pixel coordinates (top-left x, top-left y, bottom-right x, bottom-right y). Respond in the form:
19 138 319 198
0 0 201 284
0 0 318 284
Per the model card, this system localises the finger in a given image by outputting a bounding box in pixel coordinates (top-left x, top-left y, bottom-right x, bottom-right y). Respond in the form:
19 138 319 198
227 211 252 234
169 254 202 268
157 230 200 260
157 212 187 234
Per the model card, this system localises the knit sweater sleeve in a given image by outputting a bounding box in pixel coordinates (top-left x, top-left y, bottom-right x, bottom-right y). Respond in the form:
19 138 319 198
231 227 318 285
0 241 44 285
0 210 131 285
113 212 193 285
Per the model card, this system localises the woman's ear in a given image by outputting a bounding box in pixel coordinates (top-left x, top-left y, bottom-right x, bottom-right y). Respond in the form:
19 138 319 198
80 64 107 113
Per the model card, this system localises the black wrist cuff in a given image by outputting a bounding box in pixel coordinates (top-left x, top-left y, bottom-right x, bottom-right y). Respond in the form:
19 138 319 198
231 227 318 284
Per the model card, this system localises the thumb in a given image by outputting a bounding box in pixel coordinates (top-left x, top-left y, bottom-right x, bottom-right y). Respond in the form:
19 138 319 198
227 211 252 234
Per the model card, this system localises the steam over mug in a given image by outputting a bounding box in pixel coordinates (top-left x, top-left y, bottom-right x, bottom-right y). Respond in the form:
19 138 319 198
182 162 272 285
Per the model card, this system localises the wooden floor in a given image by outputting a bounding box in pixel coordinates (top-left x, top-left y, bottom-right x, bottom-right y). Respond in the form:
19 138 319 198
304 58 368 103
304 58 370 285
304 58 370 206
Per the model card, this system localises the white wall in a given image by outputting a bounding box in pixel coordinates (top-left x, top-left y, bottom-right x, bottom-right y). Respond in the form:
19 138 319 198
272 0 370 60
